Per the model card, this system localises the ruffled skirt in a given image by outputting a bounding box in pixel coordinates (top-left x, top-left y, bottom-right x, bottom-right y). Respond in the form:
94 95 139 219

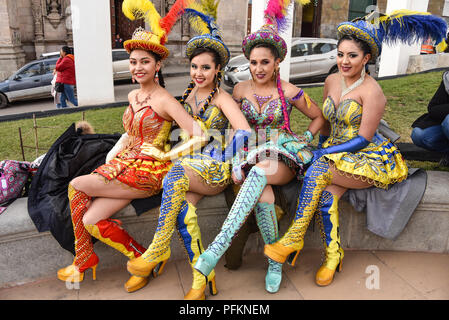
322 133 408 189
94 157 173 195
235 131 313 178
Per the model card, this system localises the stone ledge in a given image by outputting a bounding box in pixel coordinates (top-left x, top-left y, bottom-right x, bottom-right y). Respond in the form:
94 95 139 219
406 53 449 74
1 171 449 288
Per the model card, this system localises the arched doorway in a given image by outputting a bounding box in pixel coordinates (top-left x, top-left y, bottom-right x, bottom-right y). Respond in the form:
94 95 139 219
300 0 322 38
110 0 145 48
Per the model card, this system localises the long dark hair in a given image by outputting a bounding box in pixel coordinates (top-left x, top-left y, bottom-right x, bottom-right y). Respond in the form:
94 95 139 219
148 51 165 88
180 47 222 115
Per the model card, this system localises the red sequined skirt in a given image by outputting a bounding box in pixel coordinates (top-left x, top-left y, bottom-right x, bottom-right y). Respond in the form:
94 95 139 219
94 157 173 195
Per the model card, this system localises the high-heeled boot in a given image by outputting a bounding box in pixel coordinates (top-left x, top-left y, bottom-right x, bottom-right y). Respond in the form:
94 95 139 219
194 166 268 277
254 202 283 293
264 158 333 264
57 184 98 283
84 219 148 292
177 202 218 300
315 190 344 286
127 163 189 277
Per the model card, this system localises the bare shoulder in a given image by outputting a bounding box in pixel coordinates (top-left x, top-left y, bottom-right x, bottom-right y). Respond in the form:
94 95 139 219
325 72 340 86
280 80 301 98
361 76 386 104
128 89 139 102
154 86 179 106
233 80 250 99
215 88 235 109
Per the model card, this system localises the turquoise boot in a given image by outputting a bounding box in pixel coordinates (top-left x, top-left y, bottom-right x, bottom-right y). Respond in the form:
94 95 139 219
194 166 268 276
254 202 283 293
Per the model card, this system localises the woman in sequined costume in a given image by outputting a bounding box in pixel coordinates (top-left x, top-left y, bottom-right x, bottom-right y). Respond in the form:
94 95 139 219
56 0 203 293
126 8 251 300
265 10 447 289
194 1 325 294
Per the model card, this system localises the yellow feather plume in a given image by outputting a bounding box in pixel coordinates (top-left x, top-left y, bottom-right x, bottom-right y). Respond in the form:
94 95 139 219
122 0 164 38
186 2 211 35
297 0 311 5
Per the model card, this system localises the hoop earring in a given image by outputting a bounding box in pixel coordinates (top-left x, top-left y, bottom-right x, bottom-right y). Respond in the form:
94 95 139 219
272 66 279 81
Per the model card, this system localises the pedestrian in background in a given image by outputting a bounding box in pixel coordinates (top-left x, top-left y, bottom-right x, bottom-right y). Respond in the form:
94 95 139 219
55 46 78 108
115 34 124 49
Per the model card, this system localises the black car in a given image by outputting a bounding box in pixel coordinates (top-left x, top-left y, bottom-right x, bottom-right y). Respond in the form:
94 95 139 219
0 57 58 108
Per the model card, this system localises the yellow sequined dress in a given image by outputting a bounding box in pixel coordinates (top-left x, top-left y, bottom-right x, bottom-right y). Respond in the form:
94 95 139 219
322 97 408 189
177 102 231 185
94 105 173 195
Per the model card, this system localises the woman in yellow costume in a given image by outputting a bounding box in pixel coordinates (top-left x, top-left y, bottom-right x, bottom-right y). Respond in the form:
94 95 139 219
264 10 447 288
126 6 251 300
194 0 324 294
56 0 205 293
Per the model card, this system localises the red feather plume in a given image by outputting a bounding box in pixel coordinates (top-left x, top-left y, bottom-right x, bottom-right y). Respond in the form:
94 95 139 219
159 0 191 44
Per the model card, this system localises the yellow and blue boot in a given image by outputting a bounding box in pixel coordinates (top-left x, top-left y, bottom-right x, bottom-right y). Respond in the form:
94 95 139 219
264 158 333 264
177 201 218 300
315 190 344 286
127 163 188 278
254 202 283 293
195 166 268 277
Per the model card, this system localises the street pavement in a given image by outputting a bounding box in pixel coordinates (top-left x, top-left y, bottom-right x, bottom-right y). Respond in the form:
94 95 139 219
1 249 448 302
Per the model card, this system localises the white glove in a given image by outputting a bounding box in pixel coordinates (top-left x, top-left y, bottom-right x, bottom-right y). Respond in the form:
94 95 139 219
106 132 129 163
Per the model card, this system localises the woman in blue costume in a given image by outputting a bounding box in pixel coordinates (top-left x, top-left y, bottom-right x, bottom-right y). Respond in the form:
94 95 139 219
194 0 325 294
264 10 447 288
126 7 252 300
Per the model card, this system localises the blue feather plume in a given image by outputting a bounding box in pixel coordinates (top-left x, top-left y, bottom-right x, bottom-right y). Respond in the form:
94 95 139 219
375 11 447 46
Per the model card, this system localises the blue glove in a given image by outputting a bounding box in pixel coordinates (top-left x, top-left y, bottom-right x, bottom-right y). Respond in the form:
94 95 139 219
312 134 370 163
208 129 251 162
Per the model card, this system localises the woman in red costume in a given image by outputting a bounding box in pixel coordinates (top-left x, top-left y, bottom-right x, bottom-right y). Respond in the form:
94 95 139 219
56 0 203 293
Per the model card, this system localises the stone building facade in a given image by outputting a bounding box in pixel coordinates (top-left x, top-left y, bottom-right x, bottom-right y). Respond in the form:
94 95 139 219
0 0 447 80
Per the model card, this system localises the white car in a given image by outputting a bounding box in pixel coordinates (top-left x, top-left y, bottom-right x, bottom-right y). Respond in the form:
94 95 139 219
224 37 338 86
39 49 132 81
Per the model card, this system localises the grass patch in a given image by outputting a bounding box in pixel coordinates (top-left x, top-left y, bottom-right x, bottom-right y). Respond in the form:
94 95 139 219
0 70 445 170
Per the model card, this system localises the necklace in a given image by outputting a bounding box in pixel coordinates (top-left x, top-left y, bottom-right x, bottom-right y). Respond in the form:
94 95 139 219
194 93 207 109
252 81 273 111
340 68 365 98
253 93 273 110
135 84 158 106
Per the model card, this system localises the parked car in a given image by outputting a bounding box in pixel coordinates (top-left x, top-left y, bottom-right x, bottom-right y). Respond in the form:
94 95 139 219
39 48 131 81
224 37 338 86
0 57 58 108
0 49 132 108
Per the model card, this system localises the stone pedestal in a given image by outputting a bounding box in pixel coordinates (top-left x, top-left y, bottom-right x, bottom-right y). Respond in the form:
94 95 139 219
0 0 26 80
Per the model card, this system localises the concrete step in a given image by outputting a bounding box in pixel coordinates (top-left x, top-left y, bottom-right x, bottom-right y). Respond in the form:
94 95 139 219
1 171 449 288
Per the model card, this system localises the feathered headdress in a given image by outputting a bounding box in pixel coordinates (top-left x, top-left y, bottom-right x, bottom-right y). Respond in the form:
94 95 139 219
337 9 448 62
122 0 193 59
183 3 230 68
242 0 311 61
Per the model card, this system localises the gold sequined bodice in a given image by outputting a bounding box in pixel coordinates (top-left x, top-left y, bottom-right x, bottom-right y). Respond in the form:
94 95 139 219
120 105 172 159
322 97 362 145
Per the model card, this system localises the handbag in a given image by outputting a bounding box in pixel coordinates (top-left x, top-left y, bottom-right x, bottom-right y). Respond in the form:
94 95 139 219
55 82 65 93
0 160 32 215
